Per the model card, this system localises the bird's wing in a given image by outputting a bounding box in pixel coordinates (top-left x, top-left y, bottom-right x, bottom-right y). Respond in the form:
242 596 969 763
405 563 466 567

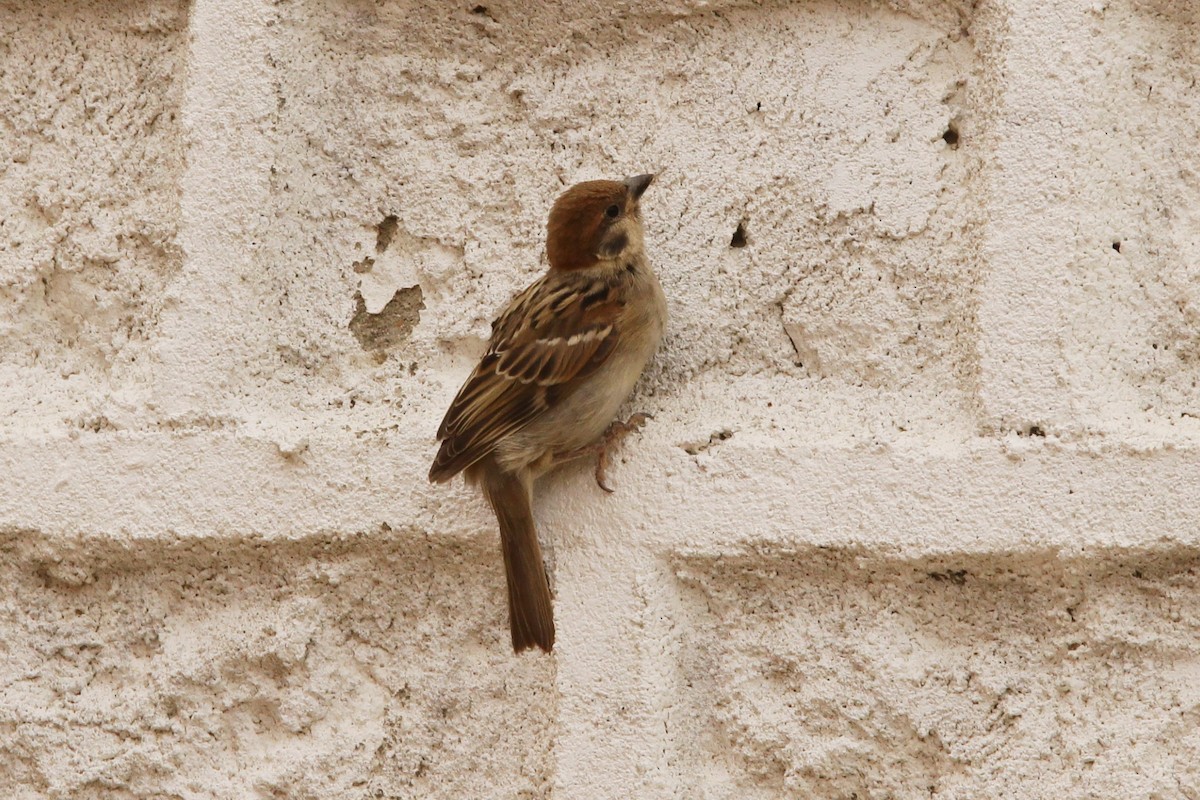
428 272 626 482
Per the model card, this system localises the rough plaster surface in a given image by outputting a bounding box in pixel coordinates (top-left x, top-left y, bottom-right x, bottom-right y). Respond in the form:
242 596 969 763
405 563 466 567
0 0 185 431
0 531 553 799
1 0 1199 797
674 547 1200 798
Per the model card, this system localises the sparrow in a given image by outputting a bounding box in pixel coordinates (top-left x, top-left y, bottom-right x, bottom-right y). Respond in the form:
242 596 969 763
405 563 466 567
429 174 667 653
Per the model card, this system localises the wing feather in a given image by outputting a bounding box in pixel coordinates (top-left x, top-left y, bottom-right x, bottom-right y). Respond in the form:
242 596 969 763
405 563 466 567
429 272 626 482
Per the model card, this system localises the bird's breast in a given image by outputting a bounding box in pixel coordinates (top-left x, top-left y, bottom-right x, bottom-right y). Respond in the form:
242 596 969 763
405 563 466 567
499 262 666 473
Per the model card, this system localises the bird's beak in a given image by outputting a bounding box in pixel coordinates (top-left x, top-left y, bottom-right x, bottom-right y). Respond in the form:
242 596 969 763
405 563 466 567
623 173 654 200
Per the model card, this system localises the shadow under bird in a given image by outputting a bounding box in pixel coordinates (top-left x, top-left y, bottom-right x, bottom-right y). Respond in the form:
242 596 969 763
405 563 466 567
429 174 667 653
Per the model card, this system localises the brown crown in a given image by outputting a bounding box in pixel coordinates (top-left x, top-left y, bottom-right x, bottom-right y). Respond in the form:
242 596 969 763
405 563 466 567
545 180 629 271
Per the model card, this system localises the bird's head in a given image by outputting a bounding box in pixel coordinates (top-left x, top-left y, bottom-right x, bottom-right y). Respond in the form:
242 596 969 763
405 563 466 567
545 174 654 272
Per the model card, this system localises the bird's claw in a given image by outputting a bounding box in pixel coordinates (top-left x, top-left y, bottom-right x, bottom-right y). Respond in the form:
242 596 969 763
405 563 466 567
552 413 653 492
590 413 653 493
594 463 615 494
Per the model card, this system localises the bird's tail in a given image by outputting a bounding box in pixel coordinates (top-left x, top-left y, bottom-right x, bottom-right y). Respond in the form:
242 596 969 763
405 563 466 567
480 469 555 653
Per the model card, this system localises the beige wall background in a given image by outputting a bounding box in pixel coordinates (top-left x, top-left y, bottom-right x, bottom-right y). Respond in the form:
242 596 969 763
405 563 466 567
2 0 1199 797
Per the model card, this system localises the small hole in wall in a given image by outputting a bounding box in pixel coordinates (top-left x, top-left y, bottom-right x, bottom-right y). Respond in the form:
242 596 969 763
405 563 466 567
942 123 959 148
376 215 399 253
350 287 426 365
681 429 734 455
928 570 968 585
1112 241 1122 253
730 222 748 248
470 4 498 23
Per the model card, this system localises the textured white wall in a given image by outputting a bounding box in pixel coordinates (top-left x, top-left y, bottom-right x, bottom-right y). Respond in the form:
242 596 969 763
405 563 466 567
1 0 1199 797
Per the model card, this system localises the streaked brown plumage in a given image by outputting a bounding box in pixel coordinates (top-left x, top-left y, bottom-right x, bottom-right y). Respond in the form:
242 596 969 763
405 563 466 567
430 174 667 653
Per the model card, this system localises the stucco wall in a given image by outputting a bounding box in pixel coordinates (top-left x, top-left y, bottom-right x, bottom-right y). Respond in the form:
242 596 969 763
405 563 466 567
2 0 1199 797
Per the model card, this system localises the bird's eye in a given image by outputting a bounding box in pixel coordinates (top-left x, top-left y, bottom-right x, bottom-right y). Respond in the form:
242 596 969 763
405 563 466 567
605 204 621 219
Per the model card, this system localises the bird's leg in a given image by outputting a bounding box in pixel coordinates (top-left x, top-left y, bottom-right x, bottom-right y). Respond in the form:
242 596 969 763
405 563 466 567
553 413 653 493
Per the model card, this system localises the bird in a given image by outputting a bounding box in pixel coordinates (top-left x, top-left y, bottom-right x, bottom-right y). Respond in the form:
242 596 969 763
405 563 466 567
429 174 667 653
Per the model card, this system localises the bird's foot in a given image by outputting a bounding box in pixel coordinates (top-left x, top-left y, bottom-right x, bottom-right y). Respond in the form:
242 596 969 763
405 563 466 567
554 413 653 493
